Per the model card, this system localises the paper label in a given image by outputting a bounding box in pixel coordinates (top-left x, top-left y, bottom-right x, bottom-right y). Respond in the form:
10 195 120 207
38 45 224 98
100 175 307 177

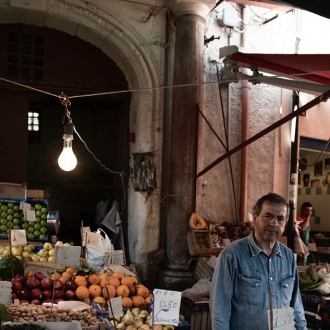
54 246 81 265
105 250 124 265
20 201 31 211
25 210 36 221
86 232 101 247
268 307 295 330
152 289 181 326
0 281 12 305
11 230 27 246
81 226 91 246
108 296 123 317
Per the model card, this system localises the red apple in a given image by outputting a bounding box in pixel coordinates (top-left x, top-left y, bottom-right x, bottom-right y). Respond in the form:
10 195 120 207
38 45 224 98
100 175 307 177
64 290 76 300
42 290 52 300
25 277 39 290
11 280 23 293
54 280 62 290
41 277 54 290
31 288 43 300
11 293 17 301
16 290 30 300
65 279 77 291
54 289 64 300
30 299 41 305
34 272 45 281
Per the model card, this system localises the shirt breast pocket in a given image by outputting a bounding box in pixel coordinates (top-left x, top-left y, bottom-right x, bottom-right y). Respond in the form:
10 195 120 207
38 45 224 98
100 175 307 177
238 274 262 306
280 274 294 306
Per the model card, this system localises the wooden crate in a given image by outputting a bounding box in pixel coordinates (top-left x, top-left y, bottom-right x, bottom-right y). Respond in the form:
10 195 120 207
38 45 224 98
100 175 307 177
187 230 223 256
180 297 211 330
195 257 215 281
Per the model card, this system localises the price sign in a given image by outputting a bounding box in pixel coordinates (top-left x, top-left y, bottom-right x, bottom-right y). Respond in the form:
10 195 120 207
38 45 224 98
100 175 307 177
268 308 295 330
108 296 123 317
0 281 12 305
20 201 31 211
86 232 101 247
55 246 81 265
152 289 181 326
10 230 27 246
81 226 91 246
25 210 36 221
105 250 124 265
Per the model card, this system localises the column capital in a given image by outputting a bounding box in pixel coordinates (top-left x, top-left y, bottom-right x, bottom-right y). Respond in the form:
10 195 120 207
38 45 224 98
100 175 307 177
168 0 215 18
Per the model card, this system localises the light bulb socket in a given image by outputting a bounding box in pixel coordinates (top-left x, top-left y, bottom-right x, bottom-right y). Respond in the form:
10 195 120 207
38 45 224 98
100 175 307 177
63 123 74 135
63 134 74 141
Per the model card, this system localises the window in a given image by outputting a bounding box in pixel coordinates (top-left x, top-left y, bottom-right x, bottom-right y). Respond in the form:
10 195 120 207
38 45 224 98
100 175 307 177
7 32 45 81
28 111 40 143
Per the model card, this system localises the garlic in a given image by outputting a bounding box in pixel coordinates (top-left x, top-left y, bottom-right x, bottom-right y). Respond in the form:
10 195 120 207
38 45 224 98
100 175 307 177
139 325 151 330
122 309 135 326
132 307 141 317
135 318 144 328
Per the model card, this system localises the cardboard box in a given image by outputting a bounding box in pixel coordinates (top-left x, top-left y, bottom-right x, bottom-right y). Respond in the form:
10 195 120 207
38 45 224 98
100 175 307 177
27 189 45 198
195 257 214 281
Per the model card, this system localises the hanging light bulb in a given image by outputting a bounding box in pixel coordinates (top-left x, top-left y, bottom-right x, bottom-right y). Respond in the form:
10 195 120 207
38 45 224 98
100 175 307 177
58 124 77 171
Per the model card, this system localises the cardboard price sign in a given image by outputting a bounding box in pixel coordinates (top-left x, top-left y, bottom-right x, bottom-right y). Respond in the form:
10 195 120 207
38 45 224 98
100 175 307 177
10 230 27 246
108 296 123 317
152 289 181 326
0 281 12 305
55 246 81 265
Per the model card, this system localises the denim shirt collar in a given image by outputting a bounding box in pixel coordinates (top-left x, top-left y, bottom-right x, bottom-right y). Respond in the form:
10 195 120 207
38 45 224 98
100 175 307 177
247 231 283 258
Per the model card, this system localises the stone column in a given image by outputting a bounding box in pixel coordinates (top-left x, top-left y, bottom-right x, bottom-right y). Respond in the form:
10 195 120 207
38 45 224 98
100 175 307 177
162 0 214 289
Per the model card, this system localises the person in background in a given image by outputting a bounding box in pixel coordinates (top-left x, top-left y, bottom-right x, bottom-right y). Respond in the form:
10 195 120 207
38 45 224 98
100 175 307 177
210 193 307 330
296 202 313 247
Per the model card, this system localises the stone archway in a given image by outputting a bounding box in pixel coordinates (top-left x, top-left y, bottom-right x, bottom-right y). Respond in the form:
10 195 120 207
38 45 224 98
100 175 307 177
0 0 164 279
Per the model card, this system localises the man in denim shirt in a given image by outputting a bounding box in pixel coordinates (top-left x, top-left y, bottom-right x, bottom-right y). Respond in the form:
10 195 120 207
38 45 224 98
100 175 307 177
210 193 307 330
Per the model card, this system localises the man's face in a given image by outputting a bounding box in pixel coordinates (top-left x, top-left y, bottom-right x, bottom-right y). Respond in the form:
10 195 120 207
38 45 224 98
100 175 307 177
301 206 313 218
254 201 288 244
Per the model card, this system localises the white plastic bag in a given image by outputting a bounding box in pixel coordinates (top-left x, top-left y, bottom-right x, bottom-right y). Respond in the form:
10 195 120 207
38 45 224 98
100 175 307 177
86 228 113 271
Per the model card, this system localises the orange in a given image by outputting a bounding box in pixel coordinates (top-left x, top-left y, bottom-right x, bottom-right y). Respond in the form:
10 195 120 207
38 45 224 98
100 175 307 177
76 286 90 300
26 271 35 278
74 275 88 287
59 276 69 285
89 284 102 298
107 276 120 288
112 271 124 280
99 273 107 288
93 296 106 303
88 273 101 285
122 296 133 308
66 267 76 275
121 276 138 288
136 285 149 298
62 271 73 279
50 272 61 280
132 295 145 308
102 285 116 299
116 285 129 298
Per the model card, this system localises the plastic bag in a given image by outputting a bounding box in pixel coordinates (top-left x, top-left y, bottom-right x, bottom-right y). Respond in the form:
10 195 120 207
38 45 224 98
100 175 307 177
86 228 113 271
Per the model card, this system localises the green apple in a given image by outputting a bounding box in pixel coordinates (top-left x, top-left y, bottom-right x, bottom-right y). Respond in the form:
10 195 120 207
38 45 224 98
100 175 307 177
7 203 14 209
40 220 47 227
22 223 29 229
40 227 47 234
34 204 42 210
7 209 14 215
13 218 20 225
41 208 48 214
28 227 34 233
35 217 41 223
0 212 7 218
35 210 42 217
6 222 13 229
27 233 35 239
6 215 13 221
0 219 7 225
13 205 19 211
41 214 47 220
34 230 41 237
43 242 53 251
34 223 41 230
29 221 36 227
13 212 21 218
0 224 7 232
1 205 8 212
13 225 20 230
39 234 46 240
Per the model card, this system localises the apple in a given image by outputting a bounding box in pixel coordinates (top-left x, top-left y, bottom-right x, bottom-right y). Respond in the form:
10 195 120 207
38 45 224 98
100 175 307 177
42 290 52 300
30 299 41 305
31 288 43 300
34 204 42 210
1 205 8 212
65 279 77 291
16 289 31 300
54 280 62 290
11 280 23 293
43 242 53 251
64 289 76 300
25 277 39 290
41 277 54 290
54 289 64 300
34 272 45 281
11 293 17 301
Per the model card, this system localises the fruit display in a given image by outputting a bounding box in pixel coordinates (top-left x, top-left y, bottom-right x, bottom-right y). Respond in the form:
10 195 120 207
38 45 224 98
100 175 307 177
0 256 23 280
0 241 72 263
0 200 49 241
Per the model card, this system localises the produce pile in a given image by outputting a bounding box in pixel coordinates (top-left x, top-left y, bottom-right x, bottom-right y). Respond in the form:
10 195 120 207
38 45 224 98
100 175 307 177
299 265 330 294
0 241 72 263
0 201 48 240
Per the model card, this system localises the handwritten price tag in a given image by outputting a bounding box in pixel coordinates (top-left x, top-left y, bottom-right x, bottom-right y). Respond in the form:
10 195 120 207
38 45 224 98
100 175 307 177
105 250 124 265
25 210 36 221
81 226 91 246
152 289 181 326
108 296 123 317
54 246 81 265
268 307 295 330
86 232 101 247
20 201 31 211
0 281 12 305
10 230 27 246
